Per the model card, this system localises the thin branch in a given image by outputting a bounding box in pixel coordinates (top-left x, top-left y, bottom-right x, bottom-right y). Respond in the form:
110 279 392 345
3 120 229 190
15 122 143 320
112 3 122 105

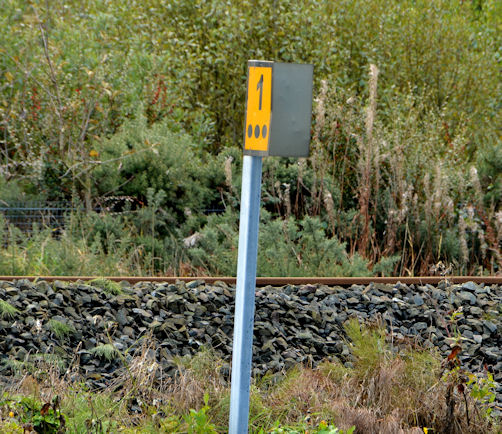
33 6 65 152
59 145 160 180
101 175 136 197
78 99 96 146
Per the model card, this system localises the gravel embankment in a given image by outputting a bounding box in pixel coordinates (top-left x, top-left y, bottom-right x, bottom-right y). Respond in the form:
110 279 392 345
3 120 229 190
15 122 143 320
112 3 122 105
0 279 500 406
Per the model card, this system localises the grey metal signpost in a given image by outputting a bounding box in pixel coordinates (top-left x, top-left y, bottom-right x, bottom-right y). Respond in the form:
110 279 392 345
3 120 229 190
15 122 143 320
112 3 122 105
229 60 313 434
228 154 262 433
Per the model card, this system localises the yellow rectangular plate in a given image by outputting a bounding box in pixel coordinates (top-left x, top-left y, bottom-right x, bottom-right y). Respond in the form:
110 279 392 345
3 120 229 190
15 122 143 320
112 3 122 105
244 65 272 152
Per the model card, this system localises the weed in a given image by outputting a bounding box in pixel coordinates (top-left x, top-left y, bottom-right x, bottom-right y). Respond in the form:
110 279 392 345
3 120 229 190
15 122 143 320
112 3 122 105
174 347 223 381
47 319 75 341
62 392 121 433
169 347 227 418
89 344 120 362
317 359 351 383
0 0 500 277
0 299 18 319
1 395 66 434
265 421 355 433
1 354 66 379
1 322 500 433
183 392 217 433
344 318 387 377
467 372 496 418
1 359 34 376
89 277 123 295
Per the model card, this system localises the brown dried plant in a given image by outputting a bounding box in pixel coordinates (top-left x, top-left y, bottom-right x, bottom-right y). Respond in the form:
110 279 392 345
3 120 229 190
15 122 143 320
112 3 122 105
311 79 330 216
357 64 381 259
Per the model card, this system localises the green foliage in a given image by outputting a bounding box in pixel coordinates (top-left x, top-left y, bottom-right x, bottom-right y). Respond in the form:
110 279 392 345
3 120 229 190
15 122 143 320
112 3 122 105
477 142 502 207
60 391 120 433
89 278 122 295
189 210 397 277
89 344 120 362
92 115 222 224
47 319 75 341
1 358 33 376
258 215 352 277
467 372 497 418
344 318 388 377
317 359 351 384
174 347 222 380
0 224 130 276
0 299 18 319
372 255 401 276
1 354 66 377
1 325 500 433
266 421 355 434
2 0 499 153
1 395 66 434
183 392 217 434
0 0 500 276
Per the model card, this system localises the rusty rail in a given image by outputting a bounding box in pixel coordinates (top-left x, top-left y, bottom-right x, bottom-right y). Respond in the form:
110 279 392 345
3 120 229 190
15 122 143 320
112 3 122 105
0 276 501 286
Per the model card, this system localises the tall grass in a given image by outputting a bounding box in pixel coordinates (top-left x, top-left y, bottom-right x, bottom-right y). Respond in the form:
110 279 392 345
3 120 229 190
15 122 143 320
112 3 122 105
310 70 501 275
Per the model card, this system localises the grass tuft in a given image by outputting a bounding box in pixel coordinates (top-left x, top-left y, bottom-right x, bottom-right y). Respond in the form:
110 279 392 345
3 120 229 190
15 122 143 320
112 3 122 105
0 299 19 319
1 358 33 376
89 344 120 361
170 348 226 414
344 317 387 377
47 319 75 341
89 278 123 295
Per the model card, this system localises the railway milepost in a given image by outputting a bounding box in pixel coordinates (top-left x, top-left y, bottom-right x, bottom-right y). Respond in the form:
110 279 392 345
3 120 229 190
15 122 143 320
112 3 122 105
229 60 313 433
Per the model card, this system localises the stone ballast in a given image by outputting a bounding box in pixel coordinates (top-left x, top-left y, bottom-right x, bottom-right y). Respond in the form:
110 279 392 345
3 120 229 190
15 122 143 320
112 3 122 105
0 279 500 405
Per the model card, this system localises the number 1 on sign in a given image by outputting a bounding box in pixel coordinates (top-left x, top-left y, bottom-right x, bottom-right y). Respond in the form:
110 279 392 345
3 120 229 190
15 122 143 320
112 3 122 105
257 74 263 110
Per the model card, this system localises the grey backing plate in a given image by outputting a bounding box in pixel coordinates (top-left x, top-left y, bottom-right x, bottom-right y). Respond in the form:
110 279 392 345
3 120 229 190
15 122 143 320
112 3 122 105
268 62 313 157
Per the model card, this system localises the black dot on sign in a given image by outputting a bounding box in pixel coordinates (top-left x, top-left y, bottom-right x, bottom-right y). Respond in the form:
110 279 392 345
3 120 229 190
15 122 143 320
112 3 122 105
262 125 267 138
247 124 252 138
254 125 260 138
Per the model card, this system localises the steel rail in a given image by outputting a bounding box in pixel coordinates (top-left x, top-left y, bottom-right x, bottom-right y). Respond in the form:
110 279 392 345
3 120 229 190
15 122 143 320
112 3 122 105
0 276 501 286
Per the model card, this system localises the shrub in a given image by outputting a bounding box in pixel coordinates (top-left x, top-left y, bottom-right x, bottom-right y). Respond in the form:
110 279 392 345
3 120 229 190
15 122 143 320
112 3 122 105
92 114 224 228
0 0 500 276
189 210 400 277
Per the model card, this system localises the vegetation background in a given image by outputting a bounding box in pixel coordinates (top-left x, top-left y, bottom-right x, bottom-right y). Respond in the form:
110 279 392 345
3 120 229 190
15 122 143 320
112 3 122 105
0 0 501 277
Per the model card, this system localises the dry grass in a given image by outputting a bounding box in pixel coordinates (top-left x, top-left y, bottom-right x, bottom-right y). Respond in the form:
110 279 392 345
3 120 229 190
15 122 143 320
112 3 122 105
258 319 498 433
266 366 335 424
109 338 165 401
358 64 380 258
1 324 500 433
168 347 228 414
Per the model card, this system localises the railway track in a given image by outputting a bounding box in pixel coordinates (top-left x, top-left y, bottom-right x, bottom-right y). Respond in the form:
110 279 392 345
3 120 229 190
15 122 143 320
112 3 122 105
0 275 501 285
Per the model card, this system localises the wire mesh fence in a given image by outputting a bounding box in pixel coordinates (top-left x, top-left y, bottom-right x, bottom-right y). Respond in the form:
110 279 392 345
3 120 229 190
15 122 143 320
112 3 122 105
0 200 227 234
0 200 74 233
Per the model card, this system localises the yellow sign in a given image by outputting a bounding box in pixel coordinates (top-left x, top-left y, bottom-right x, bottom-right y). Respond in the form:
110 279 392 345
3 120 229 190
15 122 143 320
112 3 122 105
244 65 272 152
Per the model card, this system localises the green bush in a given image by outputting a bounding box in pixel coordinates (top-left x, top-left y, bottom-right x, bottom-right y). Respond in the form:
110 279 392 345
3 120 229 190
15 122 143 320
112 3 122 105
477 142 502 208
92 115 224 229
2 0 499 156
188 210 399 277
